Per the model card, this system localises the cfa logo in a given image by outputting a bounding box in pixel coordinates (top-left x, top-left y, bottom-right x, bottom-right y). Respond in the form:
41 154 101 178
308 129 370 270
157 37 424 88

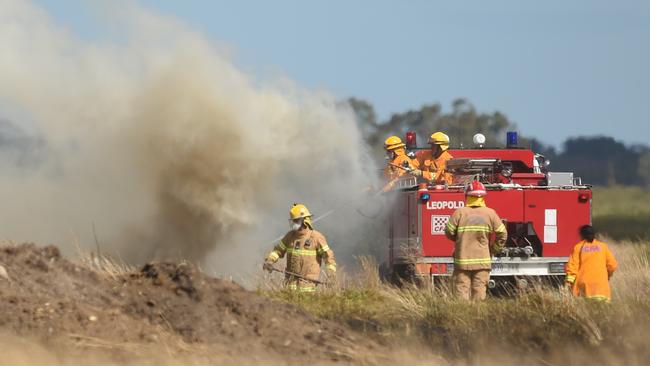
426 201 464 210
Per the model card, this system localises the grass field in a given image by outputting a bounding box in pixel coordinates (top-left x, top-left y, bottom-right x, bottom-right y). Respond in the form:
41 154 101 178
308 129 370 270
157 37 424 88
259 186 650 365
592 186 650 240
264 242 650 365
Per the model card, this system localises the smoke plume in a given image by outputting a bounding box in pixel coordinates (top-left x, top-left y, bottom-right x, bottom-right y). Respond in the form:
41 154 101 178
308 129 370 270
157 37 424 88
0 0 380 278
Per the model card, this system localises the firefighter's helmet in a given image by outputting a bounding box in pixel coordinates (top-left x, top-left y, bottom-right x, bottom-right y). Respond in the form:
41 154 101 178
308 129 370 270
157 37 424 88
384 136 406 151
289 203 312 220
428 132 450 151
465 181 487 197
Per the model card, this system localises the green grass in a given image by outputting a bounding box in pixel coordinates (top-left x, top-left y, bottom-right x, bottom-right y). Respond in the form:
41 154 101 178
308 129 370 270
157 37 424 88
592 186 650 240
592 186 650 216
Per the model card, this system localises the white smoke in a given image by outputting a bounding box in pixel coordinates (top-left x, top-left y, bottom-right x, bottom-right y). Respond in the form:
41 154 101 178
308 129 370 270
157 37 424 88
0 0 380 278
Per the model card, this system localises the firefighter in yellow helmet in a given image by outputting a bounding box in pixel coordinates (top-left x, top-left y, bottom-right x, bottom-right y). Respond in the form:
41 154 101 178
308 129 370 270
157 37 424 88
382 135 419 191
444 181 507 300
413 132 454 184
263 204 337 292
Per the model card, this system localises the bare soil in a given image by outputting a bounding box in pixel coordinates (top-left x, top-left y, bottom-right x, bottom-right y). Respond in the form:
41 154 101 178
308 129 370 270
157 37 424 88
0 243 389 365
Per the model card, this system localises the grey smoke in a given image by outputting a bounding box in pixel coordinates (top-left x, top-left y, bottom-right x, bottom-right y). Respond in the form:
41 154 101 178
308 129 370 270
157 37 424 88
0 0 381 279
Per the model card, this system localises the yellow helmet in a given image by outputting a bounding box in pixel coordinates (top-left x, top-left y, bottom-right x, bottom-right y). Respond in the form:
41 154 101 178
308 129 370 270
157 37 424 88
289 203 312 220
384 135 406 151
428 132 450 151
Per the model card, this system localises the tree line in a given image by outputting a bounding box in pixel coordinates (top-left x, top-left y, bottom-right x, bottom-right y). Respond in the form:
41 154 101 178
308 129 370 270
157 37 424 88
348 98 650 187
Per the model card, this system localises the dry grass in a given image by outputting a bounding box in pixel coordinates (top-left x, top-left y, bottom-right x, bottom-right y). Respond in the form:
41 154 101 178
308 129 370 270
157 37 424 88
265 240 650 365
76 249 134 281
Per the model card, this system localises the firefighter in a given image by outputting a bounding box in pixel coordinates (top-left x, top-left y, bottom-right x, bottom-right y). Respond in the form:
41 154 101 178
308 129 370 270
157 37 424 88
382 135 419 191
413 132 454 185
445 181 507 300
565 225 618 302
263 203 337 292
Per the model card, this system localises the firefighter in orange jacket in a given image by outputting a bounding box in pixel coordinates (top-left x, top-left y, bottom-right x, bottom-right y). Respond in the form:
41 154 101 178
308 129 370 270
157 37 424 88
445 181 507 300
263 204 337 292
413 132 454 185
565 225 617 302
382 136 419 191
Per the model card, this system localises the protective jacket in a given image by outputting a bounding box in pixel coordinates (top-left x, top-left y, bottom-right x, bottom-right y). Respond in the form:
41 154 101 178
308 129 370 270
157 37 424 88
445 206 507 270
566 239 617 301
417 150 454 184
383 149 418 191
266 228 336 292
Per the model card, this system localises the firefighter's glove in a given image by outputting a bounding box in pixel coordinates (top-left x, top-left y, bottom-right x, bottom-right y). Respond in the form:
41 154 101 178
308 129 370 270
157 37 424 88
262 261 275 273
412 169 423 177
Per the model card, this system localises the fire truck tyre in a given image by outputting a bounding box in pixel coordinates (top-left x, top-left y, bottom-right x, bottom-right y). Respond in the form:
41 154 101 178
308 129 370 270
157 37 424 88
391 264 422 287
487 277 516 297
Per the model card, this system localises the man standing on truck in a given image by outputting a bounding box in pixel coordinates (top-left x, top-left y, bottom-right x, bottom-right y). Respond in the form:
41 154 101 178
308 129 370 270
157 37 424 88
263 203 337 292
565 225 618 302
445 181 507 300
382 135 419 191
413 132 454 185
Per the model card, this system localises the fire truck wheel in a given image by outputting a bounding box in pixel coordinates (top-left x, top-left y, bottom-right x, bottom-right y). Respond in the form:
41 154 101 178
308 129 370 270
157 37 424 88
390 264 422 287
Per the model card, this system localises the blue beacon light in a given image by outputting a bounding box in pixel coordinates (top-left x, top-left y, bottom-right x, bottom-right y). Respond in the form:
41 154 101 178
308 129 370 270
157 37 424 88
506 131 518 148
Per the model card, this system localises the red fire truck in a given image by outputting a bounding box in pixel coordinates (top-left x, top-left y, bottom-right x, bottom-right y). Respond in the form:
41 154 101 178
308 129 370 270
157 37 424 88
386 132 591 289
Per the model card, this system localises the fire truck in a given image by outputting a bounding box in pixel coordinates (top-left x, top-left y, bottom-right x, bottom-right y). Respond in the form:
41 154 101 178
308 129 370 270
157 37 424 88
386 132 591 289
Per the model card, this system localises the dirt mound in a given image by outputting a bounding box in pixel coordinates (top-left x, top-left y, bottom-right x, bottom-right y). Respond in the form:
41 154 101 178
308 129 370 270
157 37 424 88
0 243 386 364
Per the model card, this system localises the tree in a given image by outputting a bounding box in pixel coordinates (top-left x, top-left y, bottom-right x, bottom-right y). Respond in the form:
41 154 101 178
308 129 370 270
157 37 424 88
552 136 641 186
347 97 517 152
0 118 45 167
638 151 650 186
347 98 648 186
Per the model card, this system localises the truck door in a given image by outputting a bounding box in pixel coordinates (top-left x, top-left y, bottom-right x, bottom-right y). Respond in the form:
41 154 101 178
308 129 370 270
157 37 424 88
524 190 591 257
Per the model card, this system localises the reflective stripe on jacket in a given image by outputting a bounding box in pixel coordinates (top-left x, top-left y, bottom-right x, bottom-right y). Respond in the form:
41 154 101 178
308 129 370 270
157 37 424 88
265 228 336 290
565 239 617 301
444 206 507 270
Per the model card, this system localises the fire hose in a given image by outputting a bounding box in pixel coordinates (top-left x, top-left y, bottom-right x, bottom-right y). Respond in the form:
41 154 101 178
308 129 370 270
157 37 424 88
382 162 420 192
388 161 413 172
268 266 325 285
263 165 413 248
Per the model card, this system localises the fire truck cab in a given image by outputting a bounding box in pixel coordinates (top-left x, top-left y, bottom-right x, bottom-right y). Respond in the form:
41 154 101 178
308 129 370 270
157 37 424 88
386 132 591 288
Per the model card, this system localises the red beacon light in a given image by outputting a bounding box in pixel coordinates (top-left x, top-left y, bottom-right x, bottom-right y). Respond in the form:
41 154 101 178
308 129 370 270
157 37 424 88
405 131 417 149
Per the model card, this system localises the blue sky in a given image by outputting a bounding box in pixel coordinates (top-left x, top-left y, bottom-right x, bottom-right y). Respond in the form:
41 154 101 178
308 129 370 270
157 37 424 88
35 0 650 147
